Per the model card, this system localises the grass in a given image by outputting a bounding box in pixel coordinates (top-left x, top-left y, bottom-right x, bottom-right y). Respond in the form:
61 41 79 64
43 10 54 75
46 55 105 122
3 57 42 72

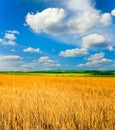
0 75 115 130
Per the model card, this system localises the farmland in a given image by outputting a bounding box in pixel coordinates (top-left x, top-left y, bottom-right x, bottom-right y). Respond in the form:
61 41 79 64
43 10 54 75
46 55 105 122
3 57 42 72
0 74 115 130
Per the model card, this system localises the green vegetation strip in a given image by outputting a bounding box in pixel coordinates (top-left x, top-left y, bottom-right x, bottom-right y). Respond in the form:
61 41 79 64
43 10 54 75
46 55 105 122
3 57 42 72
0 70 115 77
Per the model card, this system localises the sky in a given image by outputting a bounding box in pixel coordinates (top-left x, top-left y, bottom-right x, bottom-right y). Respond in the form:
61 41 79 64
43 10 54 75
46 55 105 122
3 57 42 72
0 0 115 71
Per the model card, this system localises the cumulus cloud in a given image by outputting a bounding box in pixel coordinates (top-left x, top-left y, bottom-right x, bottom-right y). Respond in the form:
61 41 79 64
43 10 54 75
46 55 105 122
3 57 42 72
19 56 60 71
38 56 53 63
59 48 88 57
82 34 108 49
4 33 16 40
23 47 41 53
26 8 67 35
0 55 23 61
0 39 16 46
77 52 112 67
68 11 100 34
107 46 115 51
26 7 101 35
0 30 19 46
100 13 112 26
25 0 114 36
111 9 115 16
38 56 60 67
87 52 105 61
67 0 93 11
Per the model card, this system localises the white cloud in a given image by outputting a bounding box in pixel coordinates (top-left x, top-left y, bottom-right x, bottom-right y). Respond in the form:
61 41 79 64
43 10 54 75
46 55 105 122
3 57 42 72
100 13 112 26
26 8 67 34
38 56 53 63
0 55 23 61
0 54 23 71
0 62 20 71
67 0 93 11
82 34 108 48
77 52 112 67
25 7 101 35
87 52 104 61
6 30 19 34
59 48 88 57
38 56 60 67
4 33 16 40
21 64 32 70
111 9 115 16
25 0 113 37
107 46 115 51
0 30 19 46
68 11 100 34
23 47 41 53
7 41 16 46
0 39 16 46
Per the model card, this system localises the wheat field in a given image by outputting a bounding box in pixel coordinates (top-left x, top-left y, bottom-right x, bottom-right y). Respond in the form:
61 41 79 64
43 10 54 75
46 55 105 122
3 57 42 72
0 75 115 130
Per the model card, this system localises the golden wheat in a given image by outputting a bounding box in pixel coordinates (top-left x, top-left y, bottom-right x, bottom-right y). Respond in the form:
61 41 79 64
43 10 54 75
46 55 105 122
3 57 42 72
0 75 115 130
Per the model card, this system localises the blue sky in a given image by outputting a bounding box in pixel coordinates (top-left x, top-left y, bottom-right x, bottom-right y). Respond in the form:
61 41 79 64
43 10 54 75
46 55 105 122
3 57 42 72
0 0 115 71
